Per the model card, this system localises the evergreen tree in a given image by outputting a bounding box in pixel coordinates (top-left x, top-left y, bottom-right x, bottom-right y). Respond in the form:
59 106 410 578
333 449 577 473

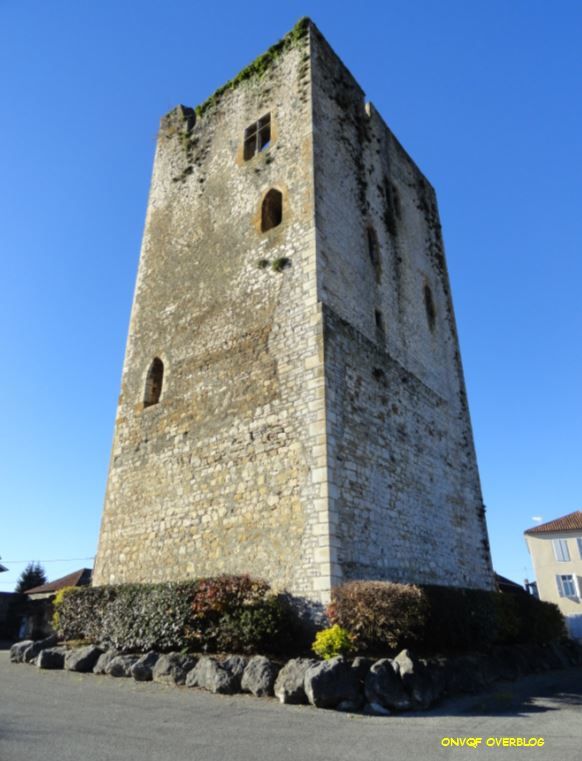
15 562 47 593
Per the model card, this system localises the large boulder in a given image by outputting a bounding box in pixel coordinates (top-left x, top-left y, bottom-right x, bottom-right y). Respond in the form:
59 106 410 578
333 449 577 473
490 646 521 682
363 701 391 716
107 654 141 677
152 653 196 686
64 645 104 673
9 640 34 663
351 657 374 684
93 651 119 675
274 658 318 704
36 647 67 670
364 659 411 711
445 655 488 694
241 656 280 698
221 655 248 690
186 656 242 694
304 657 363 709
394 649 440 709
131 652 160 682
22 634 58 664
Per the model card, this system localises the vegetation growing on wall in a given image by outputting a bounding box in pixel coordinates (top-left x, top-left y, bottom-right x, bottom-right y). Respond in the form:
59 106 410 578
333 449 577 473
194 17 311 119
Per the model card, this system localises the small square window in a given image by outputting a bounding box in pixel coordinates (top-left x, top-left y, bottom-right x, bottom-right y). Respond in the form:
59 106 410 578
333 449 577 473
244 113 271 161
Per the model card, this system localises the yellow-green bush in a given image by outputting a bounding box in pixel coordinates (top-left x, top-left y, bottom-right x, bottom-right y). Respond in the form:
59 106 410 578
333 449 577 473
52 586 77 632
312 624 355 660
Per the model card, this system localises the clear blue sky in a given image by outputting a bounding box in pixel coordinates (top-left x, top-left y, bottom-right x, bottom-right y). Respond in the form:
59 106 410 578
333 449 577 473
1 1 580 592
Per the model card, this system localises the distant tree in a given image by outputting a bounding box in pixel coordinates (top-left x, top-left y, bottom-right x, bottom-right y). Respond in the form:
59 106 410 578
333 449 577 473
15 562 47 593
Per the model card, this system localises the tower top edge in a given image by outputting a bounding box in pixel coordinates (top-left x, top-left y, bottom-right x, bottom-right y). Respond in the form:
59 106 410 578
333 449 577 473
160 17 316 128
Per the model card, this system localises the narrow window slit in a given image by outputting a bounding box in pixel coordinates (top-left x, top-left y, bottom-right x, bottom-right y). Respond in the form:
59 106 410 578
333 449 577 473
367 227 381 283
424 285 436 332
144 358 164 407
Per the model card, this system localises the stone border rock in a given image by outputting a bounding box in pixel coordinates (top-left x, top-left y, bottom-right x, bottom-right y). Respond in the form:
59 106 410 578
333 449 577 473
9 639 582 716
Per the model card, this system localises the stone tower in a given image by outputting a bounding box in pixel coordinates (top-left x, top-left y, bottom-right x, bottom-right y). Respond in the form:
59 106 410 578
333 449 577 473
93 19 494 603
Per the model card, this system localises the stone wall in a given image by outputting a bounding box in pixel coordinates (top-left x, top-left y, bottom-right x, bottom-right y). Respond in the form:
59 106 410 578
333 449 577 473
310 27 493 589
94 23 334 602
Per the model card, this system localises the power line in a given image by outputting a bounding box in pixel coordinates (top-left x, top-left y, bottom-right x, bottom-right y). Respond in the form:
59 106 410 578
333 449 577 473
1 557 95 564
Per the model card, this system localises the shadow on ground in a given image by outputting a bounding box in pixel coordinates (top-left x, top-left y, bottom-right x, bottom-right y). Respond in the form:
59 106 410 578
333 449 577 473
411 667 582 718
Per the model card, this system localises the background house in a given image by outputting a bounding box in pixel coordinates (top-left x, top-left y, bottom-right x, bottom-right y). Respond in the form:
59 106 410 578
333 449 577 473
19 568 92 639
524 510 582 640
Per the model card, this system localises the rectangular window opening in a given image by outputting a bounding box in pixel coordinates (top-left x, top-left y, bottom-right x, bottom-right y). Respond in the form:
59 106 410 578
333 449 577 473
557 574 577 598
244 113 271 161
553 538 570 562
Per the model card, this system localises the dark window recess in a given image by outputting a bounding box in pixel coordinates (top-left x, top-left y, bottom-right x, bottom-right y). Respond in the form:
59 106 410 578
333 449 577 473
424 285 436 331
383 177 401 237
375 309 385 342
244 114 271 161
261 188 283 232
144 357 164 407
367 227 381 282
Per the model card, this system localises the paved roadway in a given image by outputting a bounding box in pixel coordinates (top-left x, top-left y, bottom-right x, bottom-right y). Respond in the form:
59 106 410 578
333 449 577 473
1 650 581 761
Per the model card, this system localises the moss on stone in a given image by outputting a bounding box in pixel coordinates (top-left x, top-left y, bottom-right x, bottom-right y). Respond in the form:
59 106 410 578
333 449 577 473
195 18 311 119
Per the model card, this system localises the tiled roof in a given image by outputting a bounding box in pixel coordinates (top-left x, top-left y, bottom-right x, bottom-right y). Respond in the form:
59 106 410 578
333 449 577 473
24 568 92 595
524 510 582 535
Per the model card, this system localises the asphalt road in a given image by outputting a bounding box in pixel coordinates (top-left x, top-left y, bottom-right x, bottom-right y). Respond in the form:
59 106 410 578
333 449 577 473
1 650 581 761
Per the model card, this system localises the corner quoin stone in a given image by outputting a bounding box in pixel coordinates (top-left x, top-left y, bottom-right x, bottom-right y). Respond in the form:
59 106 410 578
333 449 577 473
93 18 494 606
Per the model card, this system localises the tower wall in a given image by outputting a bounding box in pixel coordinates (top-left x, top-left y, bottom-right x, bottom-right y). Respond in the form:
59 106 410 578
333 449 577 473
94 19 494 603
310 29 493 588
94 27 335 602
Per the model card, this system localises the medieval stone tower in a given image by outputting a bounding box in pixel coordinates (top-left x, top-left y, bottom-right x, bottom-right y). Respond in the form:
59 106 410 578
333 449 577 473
93 18 494 603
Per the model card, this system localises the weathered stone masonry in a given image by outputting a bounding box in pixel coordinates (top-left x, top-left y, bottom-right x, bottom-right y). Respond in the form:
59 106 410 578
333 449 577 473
93 19 494 603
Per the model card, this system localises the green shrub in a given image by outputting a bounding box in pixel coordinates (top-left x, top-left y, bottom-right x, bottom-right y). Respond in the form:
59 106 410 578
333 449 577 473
329 581 427 652
53 583 192 650
497 593 566 645
422 585 499 652
329 580 565 656
52 586 77 632
54 575 298 655
214 595 293 654
53 585 117 643
102 582 196 652
187 574 293 653
312 625 355 659
494 592 522 644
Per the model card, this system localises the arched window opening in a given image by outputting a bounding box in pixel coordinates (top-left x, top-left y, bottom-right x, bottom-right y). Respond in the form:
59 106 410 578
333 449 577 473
261 189 283 232
144 358 164 407
367 227 381 283
424 285 436 332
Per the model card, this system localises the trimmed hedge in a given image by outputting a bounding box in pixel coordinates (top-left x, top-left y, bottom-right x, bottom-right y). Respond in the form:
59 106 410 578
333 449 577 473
329 581 566 654
494 591 567 645
328 581 426 651
54 585 118 643
422 585 499 652
187 574 296 654
54 575 296 654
